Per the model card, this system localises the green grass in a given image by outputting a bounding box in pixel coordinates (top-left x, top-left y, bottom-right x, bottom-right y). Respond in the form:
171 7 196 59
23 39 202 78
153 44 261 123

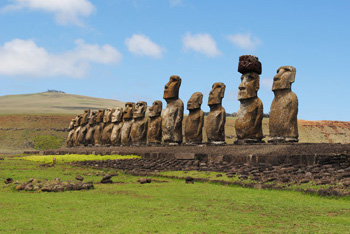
1 156 350 233
19 154 141 164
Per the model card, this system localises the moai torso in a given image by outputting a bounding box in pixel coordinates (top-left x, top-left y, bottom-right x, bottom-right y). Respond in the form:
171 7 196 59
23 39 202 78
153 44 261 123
121 102 135 145
147 101 162 145
185 92 204 144
269 66 298 142
235 97 263 140
206 83 226 144
101 108 115 145
66 118 76 147
131 101 148 145
162 75 184 144
94 109 105 146
85 112 96 145
72 115 82 146
162 99 184 144
111 107 123 146
235 55 264 143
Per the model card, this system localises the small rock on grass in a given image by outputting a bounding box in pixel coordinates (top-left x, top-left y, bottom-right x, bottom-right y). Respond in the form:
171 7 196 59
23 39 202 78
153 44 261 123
75 175 84 181
185 176 194 184
138 178 151 184
4 178 13 184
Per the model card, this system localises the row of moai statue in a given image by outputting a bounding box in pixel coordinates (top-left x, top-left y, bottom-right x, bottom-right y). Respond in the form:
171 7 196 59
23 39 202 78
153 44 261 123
67 55 298 147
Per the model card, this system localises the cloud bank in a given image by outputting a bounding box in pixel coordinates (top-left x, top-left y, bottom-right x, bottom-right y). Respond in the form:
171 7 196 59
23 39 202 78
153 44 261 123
182 32 221 57
0 39 122 78
1 0 95 26
227 33 261 50
125 34 165 59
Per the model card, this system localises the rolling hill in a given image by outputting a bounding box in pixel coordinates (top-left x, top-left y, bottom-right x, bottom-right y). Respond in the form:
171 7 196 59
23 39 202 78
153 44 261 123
0 92 125 114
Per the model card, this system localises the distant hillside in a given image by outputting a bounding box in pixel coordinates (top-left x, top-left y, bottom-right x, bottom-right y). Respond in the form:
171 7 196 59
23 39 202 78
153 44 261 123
0 92 125 114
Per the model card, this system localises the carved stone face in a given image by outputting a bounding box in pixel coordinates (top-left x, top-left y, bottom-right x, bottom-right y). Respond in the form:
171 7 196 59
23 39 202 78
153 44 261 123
187 92 203 110
238 72 259 100
68 119 75 130
103 108 114 123
123 102 135 120
134 101 147 118
96 109 105 123
111 107 123 122
272 66 296 91
208 82 226 106
148 100 162 117
74 115 82 127
88 112 96 125
163 75 181 100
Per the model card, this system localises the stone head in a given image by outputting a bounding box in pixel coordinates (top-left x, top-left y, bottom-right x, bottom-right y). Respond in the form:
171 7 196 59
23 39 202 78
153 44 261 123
164 75 181 100
103 108 115 123
148 100 162 118
81 109 90 125
208 82 226 106
238 72 260 100
96 109 105 123
111 107 123 123
187 92 203 110
88 111 96 125
74 115 82 127
134 101 147 119
123 102 135 120
272 66 296 91
68 119 76 130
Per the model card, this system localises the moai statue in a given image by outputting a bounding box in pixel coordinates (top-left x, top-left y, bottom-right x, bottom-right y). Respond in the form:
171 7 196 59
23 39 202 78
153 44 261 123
269 66 298 143
121 102 135 145
66 118 76 147
206 83 226 144
72 115 82 146
131 101 148 145
77 109 91 146
235 55 264 143
94 109 105 146
101 108 115 145
162 75 184 145
111 107 124 145
147 101 162 145
85 111 97 146
185 92 204 144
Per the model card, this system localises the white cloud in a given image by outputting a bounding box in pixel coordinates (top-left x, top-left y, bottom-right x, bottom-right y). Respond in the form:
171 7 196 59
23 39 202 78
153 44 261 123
1 0 95 26
169 0 182 7
125 34 165 59
182 32 221 57
261 78 273 91
227 33 261 50
0 39 122 78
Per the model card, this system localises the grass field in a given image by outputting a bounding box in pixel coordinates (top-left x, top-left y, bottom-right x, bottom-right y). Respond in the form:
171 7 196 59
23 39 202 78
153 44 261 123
1 155 350 233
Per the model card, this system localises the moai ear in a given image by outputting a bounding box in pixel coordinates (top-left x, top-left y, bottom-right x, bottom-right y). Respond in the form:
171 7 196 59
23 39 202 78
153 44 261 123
220 84 226 98
288 66 296 84
255 76 260 92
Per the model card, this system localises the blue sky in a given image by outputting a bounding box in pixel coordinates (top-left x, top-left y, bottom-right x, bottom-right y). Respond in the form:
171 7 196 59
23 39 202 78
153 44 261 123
0 0 349 121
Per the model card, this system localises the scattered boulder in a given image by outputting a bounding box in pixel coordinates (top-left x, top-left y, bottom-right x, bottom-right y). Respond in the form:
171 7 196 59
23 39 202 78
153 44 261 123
185 176 194 184
101 174 113 184
75 175 84 181
0 157 4 160
15 178 94 192
4 178 13 184
138 178 151 184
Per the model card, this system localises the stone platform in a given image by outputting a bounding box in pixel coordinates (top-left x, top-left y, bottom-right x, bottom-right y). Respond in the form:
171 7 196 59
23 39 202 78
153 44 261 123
24 143 350 166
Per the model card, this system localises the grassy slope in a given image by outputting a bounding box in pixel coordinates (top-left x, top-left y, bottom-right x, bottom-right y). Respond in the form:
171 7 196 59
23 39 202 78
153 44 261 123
0 92 125 114
1 157 350 233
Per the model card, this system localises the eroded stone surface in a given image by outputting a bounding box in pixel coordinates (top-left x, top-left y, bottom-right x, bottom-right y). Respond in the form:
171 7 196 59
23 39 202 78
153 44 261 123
85 111 97 145
147 101 162 144
206 83 226 144
269 66 298 143
185 92 204 144
111 107 123 145
235 55 263 143
94 109 105 146
162 75 184 144
101 108 115 145
121 102 135 145
131 101 148 145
